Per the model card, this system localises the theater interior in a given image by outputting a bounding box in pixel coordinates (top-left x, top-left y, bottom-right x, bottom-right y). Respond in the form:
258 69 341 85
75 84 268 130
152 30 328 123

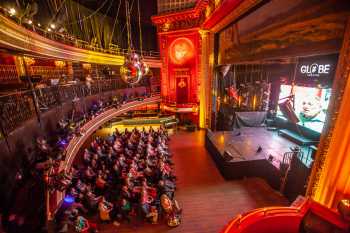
0 0 350 232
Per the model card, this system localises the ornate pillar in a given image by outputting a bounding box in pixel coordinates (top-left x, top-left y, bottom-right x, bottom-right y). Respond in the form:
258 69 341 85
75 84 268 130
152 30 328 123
67 61 74 80
207 32 215 129
199 29 210 128
307 18 350 207
199 29 215 129
14 56 26 77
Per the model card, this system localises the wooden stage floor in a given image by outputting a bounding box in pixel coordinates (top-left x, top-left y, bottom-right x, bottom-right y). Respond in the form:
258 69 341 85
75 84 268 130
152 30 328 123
208 127 297 168
83 130 289 233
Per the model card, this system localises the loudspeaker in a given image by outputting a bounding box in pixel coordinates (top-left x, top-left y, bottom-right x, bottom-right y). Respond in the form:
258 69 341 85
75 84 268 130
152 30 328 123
278 100 299 124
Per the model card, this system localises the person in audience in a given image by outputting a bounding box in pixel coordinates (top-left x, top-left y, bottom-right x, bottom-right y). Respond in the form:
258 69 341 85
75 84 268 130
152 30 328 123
98 197 113 222
52 125 177 229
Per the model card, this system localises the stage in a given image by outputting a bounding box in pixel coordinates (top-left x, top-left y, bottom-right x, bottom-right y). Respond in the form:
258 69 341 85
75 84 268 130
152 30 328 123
209 127 297 168
205 127 299 191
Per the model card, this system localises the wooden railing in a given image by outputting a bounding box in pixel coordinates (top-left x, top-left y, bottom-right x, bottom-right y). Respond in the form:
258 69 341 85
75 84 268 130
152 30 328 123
0 79 150 136
29 66 67 80
0 64 19 83
0 9 160 59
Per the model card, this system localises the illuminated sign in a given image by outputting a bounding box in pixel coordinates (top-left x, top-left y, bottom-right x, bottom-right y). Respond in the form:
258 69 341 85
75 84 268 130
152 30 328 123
300 63 331 77
296 54 338 86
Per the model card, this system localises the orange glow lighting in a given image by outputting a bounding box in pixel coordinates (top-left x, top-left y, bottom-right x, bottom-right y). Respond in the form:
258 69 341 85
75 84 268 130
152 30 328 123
169 37 194 65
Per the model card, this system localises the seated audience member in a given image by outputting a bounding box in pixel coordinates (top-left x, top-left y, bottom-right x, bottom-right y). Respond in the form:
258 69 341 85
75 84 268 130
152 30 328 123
98 197 113 222
158 180 175 199
53 127 178 229
118 198 131 223
75 215 98 233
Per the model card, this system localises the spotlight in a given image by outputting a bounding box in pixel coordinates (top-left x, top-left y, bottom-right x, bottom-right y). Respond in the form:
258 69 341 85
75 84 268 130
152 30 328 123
9 8 16 16
37 23 41 27
27 19 33 25
47 28 52 32
50 23 56 29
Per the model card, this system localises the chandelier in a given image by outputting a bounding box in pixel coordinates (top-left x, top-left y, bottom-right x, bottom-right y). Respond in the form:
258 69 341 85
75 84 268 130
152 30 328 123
120 0 149 85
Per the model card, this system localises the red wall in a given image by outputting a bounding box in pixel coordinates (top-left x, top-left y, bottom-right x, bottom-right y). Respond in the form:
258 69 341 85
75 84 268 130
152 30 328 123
159 31 200 105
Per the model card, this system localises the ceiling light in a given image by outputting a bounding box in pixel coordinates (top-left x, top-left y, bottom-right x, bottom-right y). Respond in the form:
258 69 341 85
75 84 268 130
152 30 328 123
50 24 56 29
37 23 41 27
28 20 33 25
47 28 52 32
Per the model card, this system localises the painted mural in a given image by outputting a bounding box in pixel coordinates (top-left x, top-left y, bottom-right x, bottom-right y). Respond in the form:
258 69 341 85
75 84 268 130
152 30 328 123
218 1 350 64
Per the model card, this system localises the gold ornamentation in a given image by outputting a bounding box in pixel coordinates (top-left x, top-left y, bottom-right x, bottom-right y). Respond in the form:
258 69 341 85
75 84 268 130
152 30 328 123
178 78 186 88
54 60 66 68
82 63 92 70
162 22 171 32
307 18 350 199
23 56 35 66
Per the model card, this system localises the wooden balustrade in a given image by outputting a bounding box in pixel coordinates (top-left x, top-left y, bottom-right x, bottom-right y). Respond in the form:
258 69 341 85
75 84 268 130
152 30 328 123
29 66 67 80
0 79 151 135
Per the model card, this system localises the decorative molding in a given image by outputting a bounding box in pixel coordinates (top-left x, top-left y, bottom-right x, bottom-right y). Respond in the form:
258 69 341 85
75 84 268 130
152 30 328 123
202 0 262 33
307 18 350 199
0 14 162 67
152 0 209 25
152 1 209 33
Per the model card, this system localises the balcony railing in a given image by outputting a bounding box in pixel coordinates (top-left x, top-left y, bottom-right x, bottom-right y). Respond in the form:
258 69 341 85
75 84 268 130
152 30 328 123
0 8 160 59
0 79 151 136
0 64 19 83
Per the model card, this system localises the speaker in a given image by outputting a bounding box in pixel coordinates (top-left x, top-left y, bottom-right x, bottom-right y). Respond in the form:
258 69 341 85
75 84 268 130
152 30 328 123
278 100 299 124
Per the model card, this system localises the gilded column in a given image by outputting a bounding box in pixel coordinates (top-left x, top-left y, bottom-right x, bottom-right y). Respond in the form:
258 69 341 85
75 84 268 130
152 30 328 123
14 56 26 77
307 17 350 207
199 30 210 128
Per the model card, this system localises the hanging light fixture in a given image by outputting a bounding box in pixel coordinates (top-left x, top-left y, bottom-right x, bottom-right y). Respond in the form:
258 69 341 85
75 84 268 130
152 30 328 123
136 0 149 77
119 0 148 85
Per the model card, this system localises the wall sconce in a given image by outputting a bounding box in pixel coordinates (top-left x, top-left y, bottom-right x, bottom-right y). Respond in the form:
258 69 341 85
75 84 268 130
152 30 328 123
54 60 66 69
23 56 35 66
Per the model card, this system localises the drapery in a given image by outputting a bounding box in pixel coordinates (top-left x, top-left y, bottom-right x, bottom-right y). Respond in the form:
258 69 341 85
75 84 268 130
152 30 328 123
234 111 267 128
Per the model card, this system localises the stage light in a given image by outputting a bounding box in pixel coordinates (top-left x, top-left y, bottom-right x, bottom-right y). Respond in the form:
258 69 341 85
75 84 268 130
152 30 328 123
9 8 16 16
64 195 75 204
50 24 56 29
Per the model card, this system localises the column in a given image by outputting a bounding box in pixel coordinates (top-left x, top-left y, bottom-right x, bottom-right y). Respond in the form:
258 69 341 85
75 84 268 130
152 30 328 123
307 18 350 207
199 30 210 128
